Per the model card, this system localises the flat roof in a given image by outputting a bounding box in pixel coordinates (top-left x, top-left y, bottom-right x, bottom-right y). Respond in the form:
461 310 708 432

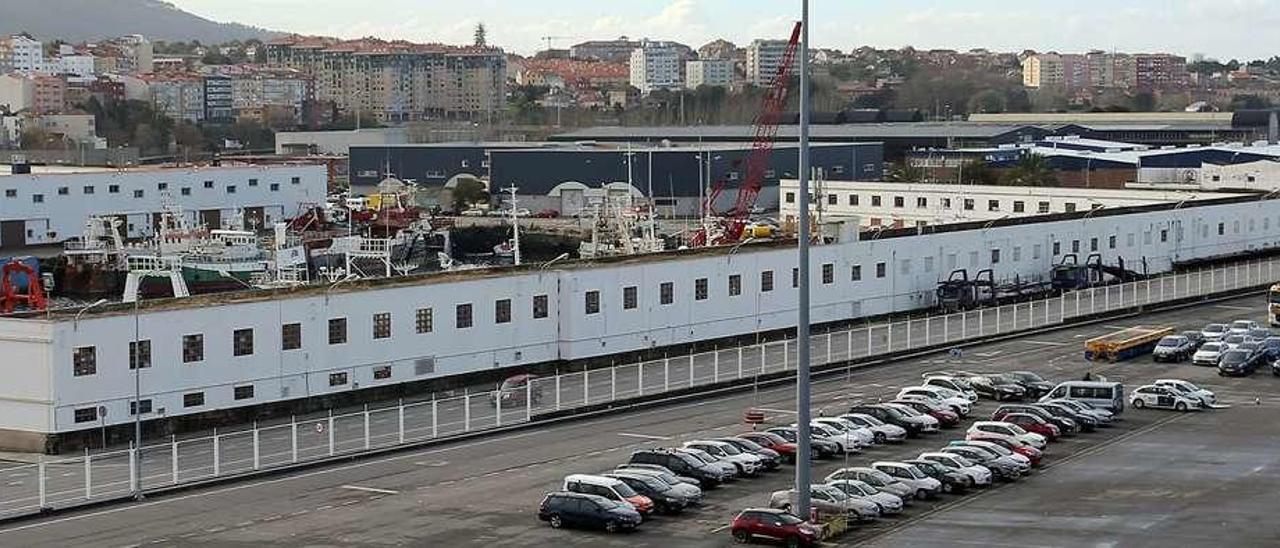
794 180 1251 201
970 112 1237 125
352 141 869 153
553 123 1043 141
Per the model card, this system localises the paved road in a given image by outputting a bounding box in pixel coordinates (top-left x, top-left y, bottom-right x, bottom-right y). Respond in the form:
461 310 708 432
1 292 1277 546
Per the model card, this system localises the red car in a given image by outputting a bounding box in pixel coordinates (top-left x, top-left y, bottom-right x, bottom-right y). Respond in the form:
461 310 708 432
737 432 798 464
1000 413 1061 442
730 508 821 547
982 438 1043 466
892 399 960 427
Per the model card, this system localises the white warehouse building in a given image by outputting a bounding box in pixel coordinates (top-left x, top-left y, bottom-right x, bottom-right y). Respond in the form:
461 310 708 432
1 193 1279 450
0 163 327 248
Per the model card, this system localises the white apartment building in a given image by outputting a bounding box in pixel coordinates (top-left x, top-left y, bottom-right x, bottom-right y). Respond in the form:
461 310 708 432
629 42 683 94
147 76 205 123
746 39 790 86
685 59 733 89
780 180 1245 229
0 163 326 248
0 73 35 113
0 35 44 74
1 193 1276 450
47 45 95 78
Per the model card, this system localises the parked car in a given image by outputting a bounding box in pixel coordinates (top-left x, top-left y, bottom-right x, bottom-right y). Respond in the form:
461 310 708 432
1273 358 1280 377
949 440 1034 471
628 449 729 487
1223 334 1247 350
920 376 979 402
871 461 943 500
1218 348 1260 376
603 472 690 514
1153 379 1216 407
904 458 973 494
848 404 934 436
675 447 739 479
562 474 655 517
993 404 1077 435
1201 323 1229 342
610 466 702 503
1038 381 1126 413
1180 330 1206 350
1047 399 1115 426
1240 341 1264 360
880 403 942 432
1130 384 1201 411
917 451 994 487
1193 342 1228 366
1004 371 1056 398
822 467 916 502
1229 319 1261 336
683 441 763 477
801 422 864 455
1260 336 1280 360
825 479 905 514
1152 335 1196 362
839 413 909 444
891 398 960 428
897 386 972 415
729 508 820 547
1034 402 1096 432
811 417 875 447
712 437 782 470
765 426 840 459
769 485 880 521
967 421 1047 450
998 412 1062 441
736 431 798 463
967 375 1027 401
538 491 642 532
1248 328 1273 342
937 446 1022 481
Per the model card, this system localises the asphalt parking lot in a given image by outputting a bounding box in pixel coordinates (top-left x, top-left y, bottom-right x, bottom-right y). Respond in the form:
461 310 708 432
3 294 1280 547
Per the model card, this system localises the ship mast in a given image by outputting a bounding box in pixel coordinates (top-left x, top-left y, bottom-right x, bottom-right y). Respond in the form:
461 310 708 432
506 185 521 266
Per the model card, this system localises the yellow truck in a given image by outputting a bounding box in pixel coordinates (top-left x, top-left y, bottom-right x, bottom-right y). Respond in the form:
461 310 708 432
1084 325 1175 362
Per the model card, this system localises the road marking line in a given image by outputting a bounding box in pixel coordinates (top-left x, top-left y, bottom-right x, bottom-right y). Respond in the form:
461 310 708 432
1103 325 1130 330
234 521 254 528
1021 340 1067 346
340 485 399 495
756 408 797 415
709 523 731 533
617 432 671 440
1214 305 1254 311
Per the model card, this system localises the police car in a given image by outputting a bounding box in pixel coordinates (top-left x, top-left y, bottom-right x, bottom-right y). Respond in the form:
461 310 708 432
1129 384 1201 411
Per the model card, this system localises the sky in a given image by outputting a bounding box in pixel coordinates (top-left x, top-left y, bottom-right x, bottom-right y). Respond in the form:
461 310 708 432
168 0 1280 60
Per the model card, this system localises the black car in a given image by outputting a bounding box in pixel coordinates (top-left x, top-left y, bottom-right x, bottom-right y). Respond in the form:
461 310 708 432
629 449 725 487
968 375 1027 401
538 491 642 532
1033 402 1096 432
993 404 1078 434
1180 330 1206 351
1261 337 1280 361
605 473 688 515
764 426 840 459
848 404 925 436
1005 371 1055 398
1218 349 1259 377
904 459 971 494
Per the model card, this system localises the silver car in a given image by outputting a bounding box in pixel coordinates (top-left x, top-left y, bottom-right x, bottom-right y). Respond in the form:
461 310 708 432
769 485 880 521
825 479 905 515
823 467 915 502
840 413 909 444
611 467 702 504
871 461 942 500
917 452 993 486
675 447 738 479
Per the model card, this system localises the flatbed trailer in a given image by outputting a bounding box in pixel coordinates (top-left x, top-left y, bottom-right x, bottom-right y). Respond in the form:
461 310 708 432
1084 325 1175 362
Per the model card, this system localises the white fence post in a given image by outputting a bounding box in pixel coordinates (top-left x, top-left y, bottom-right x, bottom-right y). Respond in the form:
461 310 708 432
171 436 179 484
865 327 872 357
585 370 591 403
784 339 791 369
253 421 261 470
688 355 695 385
83 448 91 499
327 411 335 456
738 346 745 378
397 399 405 444
556 372 563 410
213 433 221 476
610 366 617 400
887 323 893 352
826 332 833 362
926 317 931 347
714 348 720 380
37 459 46 509
979 309 985 336
638 360 645 396
464 393 472 432
495 388 502 427
129 444 137 495
663 357 670 393
905 322 912 350
432 396 439 438
944 315 950 342
290 416 298 463
847 328 854 357
525 381 533 422
363 405 371 450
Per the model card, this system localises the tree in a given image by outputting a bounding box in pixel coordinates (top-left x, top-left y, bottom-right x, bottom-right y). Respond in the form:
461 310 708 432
1229 94 1272 110
451 178 489 212
1000 154 1058 187
19 127 55 149
959 160 999 185
474 23 487 47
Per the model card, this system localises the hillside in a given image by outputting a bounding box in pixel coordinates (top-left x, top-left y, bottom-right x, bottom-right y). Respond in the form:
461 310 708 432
0 0 280 43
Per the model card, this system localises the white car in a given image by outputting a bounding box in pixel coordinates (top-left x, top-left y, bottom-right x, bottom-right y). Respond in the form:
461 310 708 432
814 417 876 446
897 387 972 416
917 452 993 487
681 441 761 477
1129 385 1201 411
1222 334 1247 350
966 421 1047 450
921 376 979 402
871 461 942 500
825 480 905 515
799 422 863 454
1192 342 1227 366
1229 319 1261 336
1201 323 1229 342
839 413 908 444
1153 379 1216 407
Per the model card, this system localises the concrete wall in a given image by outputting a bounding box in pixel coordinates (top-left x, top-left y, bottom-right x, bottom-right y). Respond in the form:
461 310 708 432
275 128 408 156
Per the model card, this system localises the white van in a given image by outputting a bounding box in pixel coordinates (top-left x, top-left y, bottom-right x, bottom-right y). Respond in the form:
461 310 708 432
1039 381 1125 414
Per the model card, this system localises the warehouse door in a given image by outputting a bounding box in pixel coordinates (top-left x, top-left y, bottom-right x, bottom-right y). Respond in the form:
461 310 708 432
200 209 222 229
0 221 25 249
244 207 265 230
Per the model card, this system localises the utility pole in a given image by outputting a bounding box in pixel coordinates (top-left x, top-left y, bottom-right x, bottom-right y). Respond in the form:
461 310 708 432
794 0 813 521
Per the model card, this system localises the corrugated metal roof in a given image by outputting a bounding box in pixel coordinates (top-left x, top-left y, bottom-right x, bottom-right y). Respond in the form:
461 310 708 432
553 123 1040 141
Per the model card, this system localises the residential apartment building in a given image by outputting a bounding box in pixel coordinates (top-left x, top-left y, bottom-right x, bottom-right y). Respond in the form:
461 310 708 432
629 41 683 94
46 45 95 78
0 35 44 74
1134 53 1188 89
265 36 505 123
203 75 233 122
685 59 733 89
1024 51 1187 90
746 39 790 86
146 74 205 122
570 37 642 62
0 74 34 113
